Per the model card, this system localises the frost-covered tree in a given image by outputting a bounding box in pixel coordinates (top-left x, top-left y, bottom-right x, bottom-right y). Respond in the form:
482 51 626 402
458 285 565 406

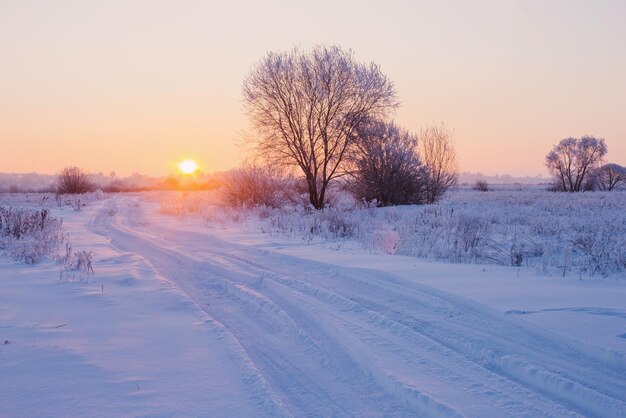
545 136 607 192
350 120 425 206
419 124 458 204
56 167 94 195
594 163 626 191
243 45 398 209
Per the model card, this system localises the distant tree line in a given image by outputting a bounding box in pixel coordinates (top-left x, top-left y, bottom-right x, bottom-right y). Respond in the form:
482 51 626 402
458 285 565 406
7 168 226 195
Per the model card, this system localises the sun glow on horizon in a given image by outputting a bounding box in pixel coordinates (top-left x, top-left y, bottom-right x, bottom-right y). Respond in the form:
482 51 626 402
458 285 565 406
178 159 199 175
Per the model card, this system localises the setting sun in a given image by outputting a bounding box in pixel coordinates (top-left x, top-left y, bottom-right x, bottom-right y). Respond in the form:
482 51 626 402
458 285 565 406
178 159 199 175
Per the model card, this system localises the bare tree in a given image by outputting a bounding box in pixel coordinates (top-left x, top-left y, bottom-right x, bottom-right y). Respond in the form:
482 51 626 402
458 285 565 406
349 120 425 206
419 124 458 204
595 163 626 191
56 167 94 194
545 136 607 192
222 162 292 208
243 45 398 209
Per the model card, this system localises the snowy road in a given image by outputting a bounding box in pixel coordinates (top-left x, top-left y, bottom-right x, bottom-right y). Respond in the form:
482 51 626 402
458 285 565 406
2 195 625 417
88 196 626 417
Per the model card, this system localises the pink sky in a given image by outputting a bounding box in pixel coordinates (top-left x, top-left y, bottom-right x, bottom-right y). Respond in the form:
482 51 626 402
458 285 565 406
1 0 624 176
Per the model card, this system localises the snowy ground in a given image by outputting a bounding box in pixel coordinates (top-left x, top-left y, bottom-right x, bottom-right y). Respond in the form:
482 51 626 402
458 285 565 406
1 194 626 417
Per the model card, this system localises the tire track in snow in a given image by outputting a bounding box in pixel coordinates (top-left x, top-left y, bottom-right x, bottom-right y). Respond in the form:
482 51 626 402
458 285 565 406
90 197 626 417
89 199 291 418
171 240 626 417
234 256 626 417
95 198 460 417
178 234 626 417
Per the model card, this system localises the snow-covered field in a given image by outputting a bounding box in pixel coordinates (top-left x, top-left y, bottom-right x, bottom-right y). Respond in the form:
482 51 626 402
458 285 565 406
1 191 626 417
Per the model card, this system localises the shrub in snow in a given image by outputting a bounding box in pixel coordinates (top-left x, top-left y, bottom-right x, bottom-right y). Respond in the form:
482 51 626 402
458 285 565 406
57 243 95 281
474 180 489 192
67 250 94 274
452 214 490 260
221 163 294 208
570 228 623 277
56 166 95 194
0 206 66 264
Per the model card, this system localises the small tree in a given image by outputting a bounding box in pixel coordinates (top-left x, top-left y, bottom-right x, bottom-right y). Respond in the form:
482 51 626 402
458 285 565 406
474 180 489 192
595 163 626 191
243 45 398 209
56 167 94 194
350 120 425 206
419 124 458 204
545 136 607 192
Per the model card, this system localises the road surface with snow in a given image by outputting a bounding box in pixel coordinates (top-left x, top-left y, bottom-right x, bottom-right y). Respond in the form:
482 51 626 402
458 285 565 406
1 195 625 417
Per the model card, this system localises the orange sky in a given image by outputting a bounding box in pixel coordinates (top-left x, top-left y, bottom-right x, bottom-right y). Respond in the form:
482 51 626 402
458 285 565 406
1 0 625 177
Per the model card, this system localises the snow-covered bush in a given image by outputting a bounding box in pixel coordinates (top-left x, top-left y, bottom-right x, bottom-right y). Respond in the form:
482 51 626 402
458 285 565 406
60 249 95 278
0 206 66 264
56 166 95 194
221 163 294 208
56 241 95 280
474 180 489 192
